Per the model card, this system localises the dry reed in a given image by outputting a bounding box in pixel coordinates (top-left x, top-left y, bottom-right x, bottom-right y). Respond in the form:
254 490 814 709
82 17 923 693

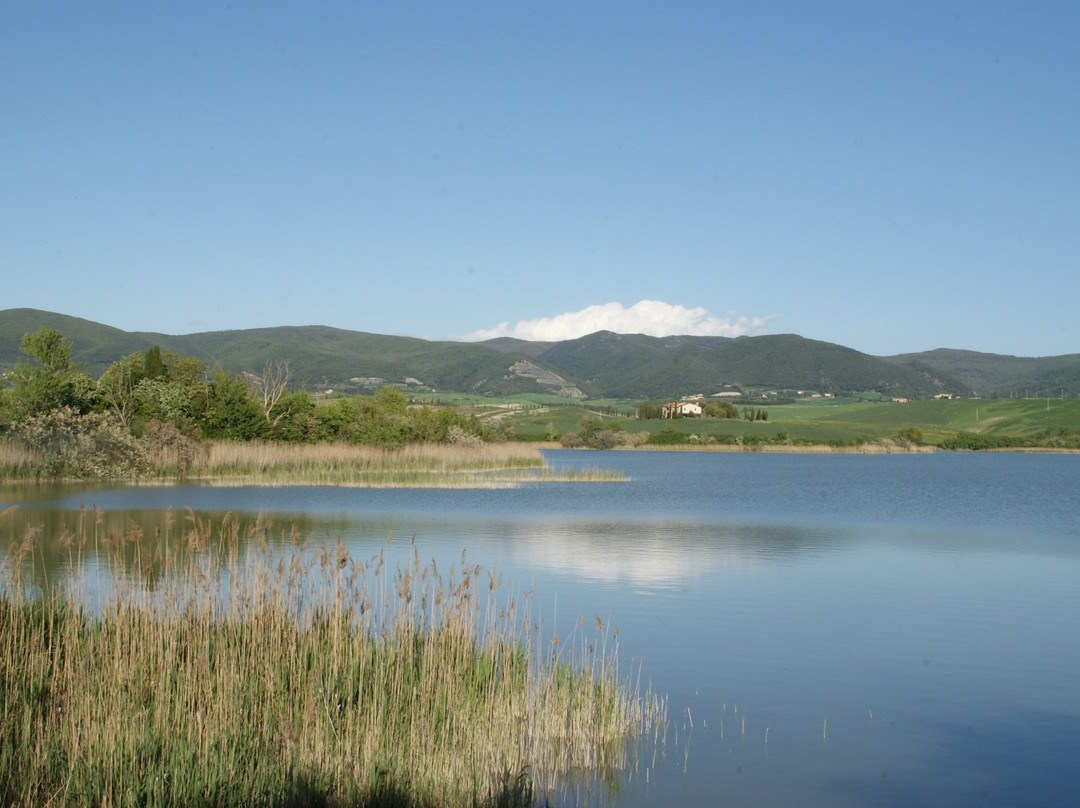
3 436 626 486
0 511 664 807
187 441 626 487
0 442 42 477
194 440 549 487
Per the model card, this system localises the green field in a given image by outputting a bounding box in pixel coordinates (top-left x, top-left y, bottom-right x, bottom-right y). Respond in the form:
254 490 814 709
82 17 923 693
782 397 1080 442
492 396 1080 449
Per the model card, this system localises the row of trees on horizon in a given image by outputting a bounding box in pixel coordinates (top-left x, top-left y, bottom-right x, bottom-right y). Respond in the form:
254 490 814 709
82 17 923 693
0 327 499 477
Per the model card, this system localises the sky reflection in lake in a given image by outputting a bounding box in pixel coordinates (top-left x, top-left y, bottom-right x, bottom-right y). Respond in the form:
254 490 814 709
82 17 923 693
3 450 1079 806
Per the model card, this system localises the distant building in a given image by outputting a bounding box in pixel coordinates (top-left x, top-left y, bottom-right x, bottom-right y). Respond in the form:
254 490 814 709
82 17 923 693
662 401 703 418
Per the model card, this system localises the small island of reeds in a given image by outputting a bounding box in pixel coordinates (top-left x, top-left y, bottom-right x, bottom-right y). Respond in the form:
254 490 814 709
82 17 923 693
187 441 626 487
0 511 665 807
1 437 626 487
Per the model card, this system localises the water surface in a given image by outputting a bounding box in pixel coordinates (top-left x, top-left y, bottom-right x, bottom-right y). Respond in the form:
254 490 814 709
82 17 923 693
3 451 1079 806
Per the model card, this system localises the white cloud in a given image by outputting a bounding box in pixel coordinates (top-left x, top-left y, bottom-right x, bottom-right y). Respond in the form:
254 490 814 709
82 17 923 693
461 300 778 342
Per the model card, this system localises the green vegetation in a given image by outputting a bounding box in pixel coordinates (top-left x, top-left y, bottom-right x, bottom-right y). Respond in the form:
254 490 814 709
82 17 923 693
3 323 1078 473
887 348 1080 398
0 327 526 482
0 310 563 398
529 331 973 399
775 397 1080 448
558 415 637 450
6 309 1080 402
0 434 627 487
0 511 665 807
494 396 1080 451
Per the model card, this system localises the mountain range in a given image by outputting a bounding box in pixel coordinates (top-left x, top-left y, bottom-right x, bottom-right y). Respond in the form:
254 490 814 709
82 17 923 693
3 308 1079 400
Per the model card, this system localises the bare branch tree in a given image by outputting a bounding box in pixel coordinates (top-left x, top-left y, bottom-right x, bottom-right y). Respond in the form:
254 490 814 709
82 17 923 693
244 360 292 424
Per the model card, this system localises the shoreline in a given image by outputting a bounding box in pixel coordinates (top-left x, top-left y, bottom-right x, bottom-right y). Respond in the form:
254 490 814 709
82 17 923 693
3 443 1076 489
530 441 1080 455
531 440 933 454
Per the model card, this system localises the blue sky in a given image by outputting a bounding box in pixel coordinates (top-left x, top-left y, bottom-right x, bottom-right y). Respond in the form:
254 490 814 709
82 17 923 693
3 2 1078 357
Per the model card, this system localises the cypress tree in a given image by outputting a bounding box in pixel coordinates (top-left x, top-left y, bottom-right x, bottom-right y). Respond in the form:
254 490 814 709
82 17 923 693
145 345 164 379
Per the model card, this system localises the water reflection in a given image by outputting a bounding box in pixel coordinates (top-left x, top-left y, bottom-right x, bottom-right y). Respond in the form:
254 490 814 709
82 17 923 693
4 452 1080 807
3 500 860 591
487 518 848 585
1 505 327 593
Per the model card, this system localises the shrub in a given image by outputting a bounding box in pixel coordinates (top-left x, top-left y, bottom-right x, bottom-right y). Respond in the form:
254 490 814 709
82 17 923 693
1034 427 1080 449
898 427 924 446
560 432 585 448
740 432 769 446
588 430 620 450
646 428 689 446
446 425 485 448
143 421 205 475
11 407 150 478
940 432 1024 450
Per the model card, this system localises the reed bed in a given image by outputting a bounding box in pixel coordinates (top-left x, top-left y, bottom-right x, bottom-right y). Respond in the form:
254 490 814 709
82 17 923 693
0 442 43 479
0 512 665 807
0 437 628 486
188 442 624 487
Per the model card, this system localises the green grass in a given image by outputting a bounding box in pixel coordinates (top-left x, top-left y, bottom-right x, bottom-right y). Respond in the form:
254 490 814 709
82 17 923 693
0 511 665 807
787 398 1080 443
496 397 1080 449
497 405 633 443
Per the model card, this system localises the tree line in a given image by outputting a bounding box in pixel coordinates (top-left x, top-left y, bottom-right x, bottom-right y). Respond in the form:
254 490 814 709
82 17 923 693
636 400 765 420
0 327 496 477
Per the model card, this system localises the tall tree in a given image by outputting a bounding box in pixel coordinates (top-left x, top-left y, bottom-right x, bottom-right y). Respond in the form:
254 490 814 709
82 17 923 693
202 370 265 440
21 327 72 373
144 345 164 379
6 327 91 421
374 386 408 415
98 353 145 431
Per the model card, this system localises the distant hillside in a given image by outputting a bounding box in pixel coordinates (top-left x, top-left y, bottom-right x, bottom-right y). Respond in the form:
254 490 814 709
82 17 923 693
888 348 1080 398
0 309 157 376
3 308 1078 399
529 331 967 399
0 309 572 396
475 337 556 359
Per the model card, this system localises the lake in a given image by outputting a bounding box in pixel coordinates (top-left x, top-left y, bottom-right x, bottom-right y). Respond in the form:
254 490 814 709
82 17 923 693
3 450 1079 807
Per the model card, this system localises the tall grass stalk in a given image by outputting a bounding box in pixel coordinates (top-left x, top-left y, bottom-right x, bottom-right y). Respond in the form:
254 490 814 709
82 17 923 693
185 441 624 487
0 441 43 478
0 514 664 807
3 437 627 486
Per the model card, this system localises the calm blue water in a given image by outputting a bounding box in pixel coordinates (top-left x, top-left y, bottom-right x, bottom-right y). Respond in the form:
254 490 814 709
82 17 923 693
4 450 1080 807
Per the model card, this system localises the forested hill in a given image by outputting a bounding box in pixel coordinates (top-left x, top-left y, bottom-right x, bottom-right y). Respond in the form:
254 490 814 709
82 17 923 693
2 308 1078 398
887 348 1080 399
0 309 552 397
513 331 964 399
